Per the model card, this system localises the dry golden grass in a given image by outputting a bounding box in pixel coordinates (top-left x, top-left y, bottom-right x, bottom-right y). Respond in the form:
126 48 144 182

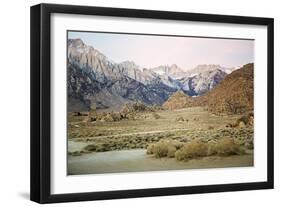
147 140 184 158
147 137 245 161
152 142 169 158
146 144 155 155
167 145 177 158
175 140 208 161
215 137 244 156
207 143 217 156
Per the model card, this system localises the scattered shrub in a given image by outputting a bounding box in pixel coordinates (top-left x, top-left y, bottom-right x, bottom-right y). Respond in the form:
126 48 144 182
207 143 217 156
152 142 178 158
175 140 208 161
146 144 155 155
152 112 161 119
174 150 185 161
236 115 249 126
173 140 184 149
146 140 184 158
225 123 233 128
215 137 242 156
96 143 111 152
245 140 254 149
83 144 97 151
176 116 184 122
152 141 169 158
68 151 82 156
208 126 214 130
238 121 246 128
83 143 110 152
248 112 254 117
88 117 97 122
73 112 82 116
167 145 177 158
249 117 254 126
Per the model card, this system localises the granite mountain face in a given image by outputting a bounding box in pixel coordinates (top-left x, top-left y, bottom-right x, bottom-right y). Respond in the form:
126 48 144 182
163 63 254 114
179 69 227 96
67 38 238 112
67 39 177 111
150 64 187 79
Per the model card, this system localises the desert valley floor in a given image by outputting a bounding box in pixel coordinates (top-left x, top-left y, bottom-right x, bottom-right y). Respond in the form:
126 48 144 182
67 107 254 175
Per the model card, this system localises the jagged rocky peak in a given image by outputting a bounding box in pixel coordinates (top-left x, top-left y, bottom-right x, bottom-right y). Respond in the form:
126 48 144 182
118 60 140 70
117 61 159 85
68 38 109 67
186 64 235 76
149 65 168 75
191 64 223 72
179 68 227 96
68 38 85 47
170 64 183 72
150 64 187 79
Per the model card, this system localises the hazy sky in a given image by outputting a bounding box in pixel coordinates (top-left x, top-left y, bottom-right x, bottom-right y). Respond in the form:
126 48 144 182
68 31 254 70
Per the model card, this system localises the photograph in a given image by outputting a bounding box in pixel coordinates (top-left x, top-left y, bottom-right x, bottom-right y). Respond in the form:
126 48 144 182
29 3 274 203
66 31 254 175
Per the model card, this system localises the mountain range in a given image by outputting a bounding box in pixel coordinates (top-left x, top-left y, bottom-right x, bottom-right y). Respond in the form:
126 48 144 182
163 63 254 114
67 38 242 112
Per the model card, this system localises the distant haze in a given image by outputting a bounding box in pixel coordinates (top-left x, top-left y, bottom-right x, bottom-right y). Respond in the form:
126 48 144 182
68 31 254 70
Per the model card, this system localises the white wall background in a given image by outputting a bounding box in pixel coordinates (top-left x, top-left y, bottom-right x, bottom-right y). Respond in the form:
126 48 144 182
0 0 279 206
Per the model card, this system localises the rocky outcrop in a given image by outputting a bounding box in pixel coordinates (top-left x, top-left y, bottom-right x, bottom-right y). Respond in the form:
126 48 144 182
163 91 200 110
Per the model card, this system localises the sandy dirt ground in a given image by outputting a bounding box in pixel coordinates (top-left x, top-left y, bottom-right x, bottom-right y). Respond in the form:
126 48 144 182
67 149 253 175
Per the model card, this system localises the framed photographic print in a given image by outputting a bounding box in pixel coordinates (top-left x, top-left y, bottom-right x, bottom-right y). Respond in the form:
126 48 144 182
30 3 274 203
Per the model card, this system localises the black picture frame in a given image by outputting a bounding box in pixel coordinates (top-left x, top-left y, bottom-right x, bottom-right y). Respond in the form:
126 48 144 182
30 3 274 204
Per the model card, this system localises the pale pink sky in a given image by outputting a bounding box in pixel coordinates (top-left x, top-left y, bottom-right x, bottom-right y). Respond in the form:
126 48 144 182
69 31 254 70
